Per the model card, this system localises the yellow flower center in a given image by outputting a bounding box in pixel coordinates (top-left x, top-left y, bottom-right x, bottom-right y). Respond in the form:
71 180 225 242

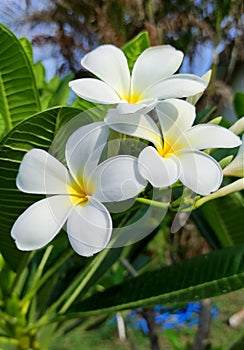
121 90 142 104
159 140 175 158
128 92 141 104
67 180 92 206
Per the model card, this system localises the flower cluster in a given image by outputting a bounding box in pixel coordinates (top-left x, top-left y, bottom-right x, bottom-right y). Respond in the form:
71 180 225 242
12 44 242 256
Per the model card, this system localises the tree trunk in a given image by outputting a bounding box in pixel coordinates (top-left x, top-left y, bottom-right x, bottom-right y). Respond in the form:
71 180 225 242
142 308 161 350
191 299 212 350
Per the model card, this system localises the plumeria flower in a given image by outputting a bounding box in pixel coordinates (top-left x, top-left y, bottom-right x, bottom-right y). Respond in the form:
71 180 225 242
11 122 146 256
69 45 207 115
105 99 242 195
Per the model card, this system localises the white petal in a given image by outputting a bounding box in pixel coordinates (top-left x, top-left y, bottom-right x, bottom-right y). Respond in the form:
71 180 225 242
65 122 109 183
223 137 244 177
116 98 157 114
178 150 223 195
229 117 244 136
91 156 147 202
144 74 207 100
81 45 130 98
17 149 69 194
138 146 180 187
187 69 212 105
67 197 112 256
184 124 242 149
131 45 183 95
11 196 73 250
196 179 244 207
69 78 121 104
156 99 196 140
105 108 163 151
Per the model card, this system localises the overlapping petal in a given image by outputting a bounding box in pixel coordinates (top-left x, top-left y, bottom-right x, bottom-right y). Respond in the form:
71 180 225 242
138 146 180 188
65 122 109 183
91 155 147 202
116 98 157 114
17 149 69 194
67 197 112 256
81 44 130 97
131 46 183 95
178 150 223 195
11 196 73 250
105 109 162 151
157 99 196 139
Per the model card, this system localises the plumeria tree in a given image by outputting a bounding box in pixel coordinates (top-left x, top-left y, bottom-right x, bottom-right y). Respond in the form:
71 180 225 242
0 24 243 350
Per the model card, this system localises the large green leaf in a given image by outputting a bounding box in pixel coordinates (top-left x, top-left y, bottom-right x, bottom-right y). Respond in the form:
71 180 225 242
197 193 244 247
72 98 111 122
48 73 74 108
0 24 40 133
122 31 150 72
68 245 244 315
0 107 90 271
19 37 34 64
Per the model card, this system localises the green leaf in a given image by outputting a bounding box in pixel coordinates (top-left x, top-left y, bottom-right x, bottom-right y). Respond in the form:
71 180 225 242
122 31 150 72
0 24 40 133
191 210 221 250
33 61 46 90
198 193 244 247
69 244 244 314
72 98 111 122
0 107 90 271
37 73 74 110
0 113 5 140
230 335 244 350
39 76 61 109
55 247 123 315
48 73 74 107
19 37 34 64
233 91 244 118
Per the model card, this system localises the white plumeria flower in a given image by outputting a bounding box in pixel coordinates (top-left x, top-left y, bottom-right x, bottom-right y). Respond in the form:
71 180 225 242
105 99 242 195
223 135 244 177
69 45 207 115
11 122 146 257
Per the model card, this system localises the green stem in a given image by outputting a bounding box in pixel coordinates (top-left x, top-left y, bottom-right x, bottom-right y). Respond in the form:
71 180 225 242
195 179 244 208
21 248 73 306
136 197 169 209
10 253 33 296
58 248 113 314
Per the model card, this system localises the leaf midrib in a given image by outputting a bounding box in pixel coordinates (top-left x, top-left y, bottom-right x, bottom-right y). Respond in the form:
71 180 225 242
0 69 12 132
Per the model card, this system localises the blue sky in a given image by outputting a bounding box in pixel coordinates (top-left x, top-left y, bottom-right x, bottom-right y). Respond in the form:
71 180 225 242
0 0 217 80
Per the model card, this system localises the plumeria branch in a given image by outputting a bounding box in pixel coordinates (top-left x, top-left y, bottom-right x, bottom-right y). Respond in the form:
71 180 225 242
137 178 244 212
195 179 244 208
136 197 170 209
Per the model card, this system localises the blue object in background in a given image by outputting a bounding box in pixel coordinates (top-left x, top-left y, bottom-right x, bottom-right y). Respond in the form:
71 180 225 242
126 302 219 334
